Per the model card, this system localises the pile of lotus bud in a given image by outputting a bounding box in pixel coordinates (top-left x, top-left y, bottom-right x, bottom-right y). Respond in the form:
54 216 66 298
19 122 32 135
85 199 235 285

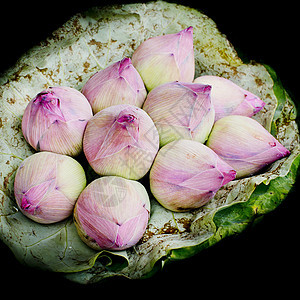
15 27 290 251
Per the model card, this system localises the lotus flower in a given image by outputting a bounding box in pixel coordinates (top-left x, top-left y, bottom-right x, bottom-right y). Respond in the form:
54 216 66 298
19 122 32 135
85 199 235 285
14 152 87 224
206 115 290 178
132 27 194 91
83 104 159 180
74 176 150 250
81 58 147 114
22 86 93 156
194 75 265 121
143 81 214 146
150 139 236 212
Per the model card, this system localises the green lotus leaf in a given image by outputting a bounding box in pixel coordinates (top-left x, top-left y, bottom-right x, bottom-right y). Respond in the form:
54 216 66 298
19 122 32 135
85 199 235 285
0 1 299 284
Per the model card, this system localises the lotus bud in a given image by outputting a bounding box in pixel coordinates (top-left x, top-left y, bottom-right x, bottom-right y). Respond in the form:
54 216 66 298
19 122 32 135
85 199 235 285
81 58 147 114
150 139 236 212
14 152 87 224
22 86 93 157
143 81 214 147
83 104 159 180
132 27 194 91
194 75 265 121
74 176 150 250
206 115 290 178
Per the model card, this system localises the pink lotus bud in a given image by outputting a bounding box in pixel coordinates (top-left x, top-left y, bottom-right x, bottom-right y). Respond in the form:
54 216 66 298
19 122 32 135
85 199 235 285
194 75 265 121
132 27 194 91
150 139 236 212
206 115 290 178
143 81 214 146
14 152 87 224
81 58 147 114
74 176 150 250
22 86 93 157
83 104 159 180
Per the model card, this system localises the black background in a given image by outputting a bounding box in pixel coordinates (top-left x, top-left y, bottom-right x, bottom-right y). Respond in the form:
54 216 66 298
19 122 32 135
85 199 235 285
0 0 299 295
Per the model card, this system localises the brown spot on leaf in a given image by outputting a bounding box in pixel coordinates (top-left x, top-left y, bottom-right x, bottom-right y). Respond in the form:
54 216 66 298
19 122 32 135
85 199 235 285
158 221 179 234
177 217 192 232
3 169 16 191
88 39 102 49
255 78 264 86
7 98 16 104
83 62 90 73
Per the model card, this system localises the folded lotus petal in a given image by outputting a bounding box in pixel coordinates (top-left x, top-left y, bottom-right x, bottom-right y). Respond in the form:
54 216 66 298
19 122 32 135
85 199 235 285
22 95 58 150
119 58 147 103
176 27 194 64
20 179 55 216
13 153 57 196
38 120 85 157
132 53 180 92
232 89 265 116
116 211 149 249
76 208 120 249
132 31 180 58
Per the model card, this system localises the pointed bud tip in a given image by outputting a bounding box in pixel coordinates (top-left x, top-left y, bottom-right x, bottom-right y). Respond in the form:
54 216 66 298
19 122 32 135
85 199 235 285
117 113 137 124
221 169 236 186
202 84 212 94
120 57 131 63
32 89 66 122
183 26 193 33
244 92 266 113
276 142 291 157
178 26 193 39
119 57 132 73
268 140 290 157
227 169 237 180
33 90 53 103
21 196 36 214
